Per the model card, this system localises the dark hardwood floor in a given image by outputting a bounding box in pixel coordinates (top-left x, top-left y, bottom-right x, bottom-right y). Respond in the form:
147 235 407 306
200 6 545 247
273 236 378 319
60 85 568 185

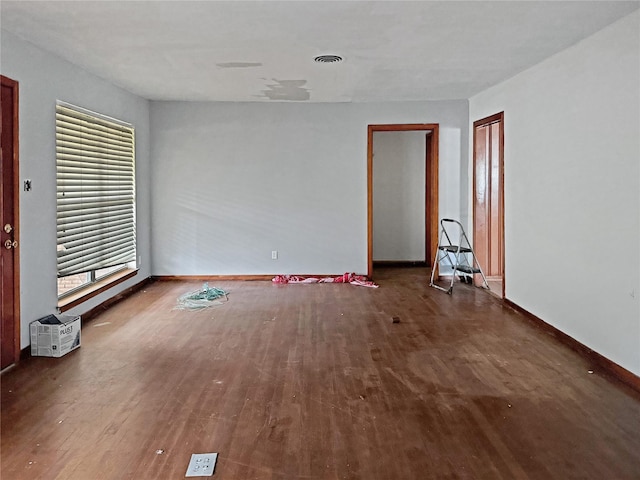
2 268 639 479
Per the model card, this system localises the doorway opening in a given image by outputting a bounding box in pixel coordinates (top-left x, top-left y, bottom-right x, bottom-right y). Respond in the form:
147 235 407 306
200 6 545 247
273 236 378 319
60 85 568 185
1 75 20 369
473 112 504 298
367 124 439 278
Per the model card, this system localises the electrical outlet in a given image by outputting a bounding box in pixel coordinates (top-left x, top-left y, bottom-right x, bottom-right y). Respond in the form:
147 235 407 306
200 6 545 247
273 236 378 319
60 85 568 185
271 250 278 260
185 453 218 477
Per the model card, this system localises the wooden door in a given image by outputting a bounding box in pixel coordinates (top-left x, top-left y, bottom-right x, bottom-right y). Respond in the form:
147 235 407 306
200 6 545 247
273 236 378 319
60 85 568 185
473 113 504 294
1 75 20 369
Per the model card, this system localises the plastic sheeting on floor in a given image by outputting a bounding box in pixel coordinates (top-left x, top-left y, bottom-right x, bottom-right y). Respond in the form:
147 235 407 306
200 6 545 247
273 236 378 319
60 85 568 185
175 283 229 310
272 272 378 288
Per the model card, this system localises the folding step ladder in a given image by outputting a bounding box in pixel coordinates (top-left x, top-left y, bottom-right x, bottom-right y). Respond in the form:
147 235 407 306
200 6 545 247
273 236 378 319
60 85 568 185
429 218 489 294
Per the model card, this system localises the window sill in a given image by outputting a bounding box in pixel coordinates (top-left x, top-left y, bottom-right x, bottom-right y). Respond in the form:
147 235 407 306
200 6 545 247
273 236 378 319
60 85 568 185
58 268 138 312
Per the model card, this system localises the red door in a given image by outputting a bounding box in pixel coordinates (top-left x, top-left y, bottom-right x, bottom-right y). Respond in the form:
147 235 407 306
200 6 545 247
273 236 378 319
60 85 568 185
1 75 20 369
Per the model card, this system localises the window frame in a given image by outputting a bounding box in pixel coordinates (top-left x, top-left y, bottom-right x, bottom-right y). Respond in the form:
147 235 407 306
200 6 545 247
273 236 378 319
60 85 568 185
55 101 137 303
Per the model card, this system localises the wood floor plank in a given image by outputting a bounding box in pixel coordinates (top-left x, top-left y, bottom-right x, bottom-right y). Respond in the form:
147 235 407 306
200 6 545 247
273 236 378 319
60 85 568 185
2 268 639 479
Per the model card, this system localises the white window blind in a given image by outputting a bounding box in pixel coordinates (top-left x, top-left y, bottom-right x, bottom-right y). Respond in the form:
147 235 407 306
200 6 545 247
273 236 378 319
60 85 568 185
56 103 136 278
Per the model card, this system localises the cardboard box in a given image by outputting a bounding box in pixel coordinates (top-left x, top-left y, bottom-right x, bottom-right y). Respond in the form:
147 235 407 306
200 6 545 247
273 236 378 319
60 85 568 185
30 314 81 357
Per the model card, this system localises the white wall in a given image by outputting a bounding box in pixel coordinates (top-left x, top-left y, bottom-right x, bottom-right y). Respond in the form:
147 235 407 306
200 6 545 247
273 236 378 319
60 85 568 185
469 11 640 376
373 131 426 261
150 100 468 275
0 31 152 349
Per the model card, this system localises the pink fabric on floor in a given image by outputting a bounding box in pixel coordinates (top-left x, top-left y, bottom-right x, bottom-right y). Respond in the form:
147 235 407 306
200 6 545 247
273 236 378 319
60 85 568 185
272 273 378 288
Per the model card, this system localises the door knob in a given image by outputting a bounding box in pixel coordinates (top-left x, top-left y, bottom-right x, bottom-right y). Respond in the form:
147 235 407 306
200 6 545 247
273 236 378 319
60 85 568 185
4 224 12 234
4 239 17 249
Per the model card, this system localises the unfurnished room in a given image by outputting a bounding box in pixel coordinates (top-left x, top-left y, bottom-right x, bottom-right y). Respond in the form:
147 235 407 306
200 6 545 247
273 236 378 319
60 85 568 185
1 1 639 479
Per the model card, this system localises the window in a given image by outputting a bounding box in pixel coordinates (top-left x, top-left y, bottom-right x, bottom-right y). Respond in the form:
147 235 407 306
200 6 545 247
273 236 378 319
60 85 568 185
56 102 136 298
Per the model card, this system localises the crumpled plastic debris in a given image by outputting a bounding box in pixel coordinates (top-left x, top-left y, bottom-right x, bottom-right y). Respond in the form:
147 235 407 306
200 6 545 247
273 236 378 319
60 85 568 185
272 272 378 288
175 283 229 310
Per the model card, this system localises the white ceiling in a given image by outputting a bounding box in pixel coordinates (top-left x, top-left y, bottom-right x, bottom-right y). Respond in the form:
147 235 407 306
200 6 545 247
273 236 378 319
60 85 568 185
2 1 638 102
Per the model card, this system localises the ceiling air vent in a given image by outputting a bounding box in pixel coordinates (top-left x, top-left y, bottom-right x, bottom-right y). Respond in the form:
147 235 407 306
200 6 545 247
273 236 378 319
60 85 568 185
314 55 343 64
